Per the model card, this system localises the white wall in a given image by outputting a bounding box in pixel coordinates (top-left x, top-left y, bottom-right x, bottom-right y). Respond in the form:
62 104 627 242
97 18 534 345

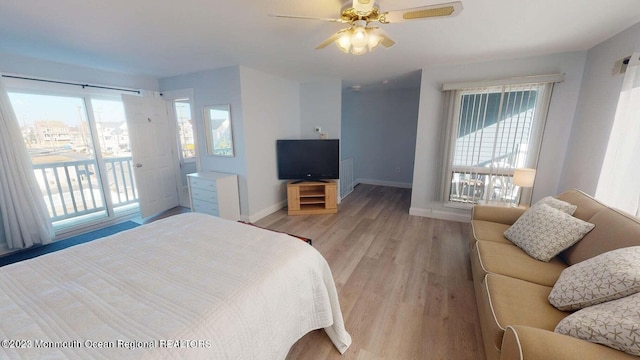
559 22 640 195
342 87 420 188
0 52 159 90
239 66 301 222
410 51 587 222
300 80 342 140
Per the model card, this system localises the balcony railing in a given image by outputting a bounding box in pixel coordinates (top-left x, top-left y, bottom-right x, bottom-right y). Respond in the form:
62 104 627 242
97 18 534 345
32 156 138 223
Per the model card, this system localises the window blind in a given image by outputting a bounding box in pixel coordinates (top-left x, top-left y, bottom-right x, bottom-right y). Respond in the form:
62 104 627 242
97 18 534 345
442 81 553 206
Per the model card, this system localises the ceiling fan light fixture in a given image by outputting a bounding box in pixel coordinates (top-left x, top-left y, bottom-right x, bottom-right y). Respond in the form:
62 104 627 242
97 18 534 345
336 30 352 53
351 20 369 48
367 31 383 51
333 20 384 55
351 46 367 56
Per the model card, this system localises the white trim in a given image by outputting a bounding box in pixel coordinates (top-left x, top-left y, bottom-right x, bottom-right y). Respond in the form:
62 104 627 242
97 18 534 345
409 206 471 223
442 73 565 91
504 326 525 360
247 200 287 223
356 178 412 189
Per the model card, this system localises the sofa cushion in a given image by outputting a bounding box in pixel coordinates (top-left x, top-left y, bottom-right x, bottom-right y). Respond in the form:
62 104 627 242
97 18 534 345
535 196 577 215
474 241 567 287
555 292 640 356
471 205 526 225
502 325 639 360
549 246 640 311
470 220 513 247
555 189 607 221
482 274 568 351
561 207 640 265
504 204 595 262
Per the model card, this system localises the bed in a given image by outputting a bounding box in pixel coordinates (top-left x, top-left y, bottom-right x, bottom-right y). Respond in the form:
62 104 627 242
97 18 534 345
0 212 351 359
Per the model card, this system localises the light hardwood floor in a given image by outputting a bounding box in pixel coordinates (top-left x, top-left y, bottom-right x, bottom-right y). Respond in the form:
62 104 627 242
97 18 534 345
255 184 486 360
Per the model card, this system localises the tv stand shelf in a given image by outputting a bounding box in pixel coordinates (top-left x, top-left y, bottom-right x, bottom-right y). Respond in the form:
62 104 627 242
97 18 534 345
287 181 337 215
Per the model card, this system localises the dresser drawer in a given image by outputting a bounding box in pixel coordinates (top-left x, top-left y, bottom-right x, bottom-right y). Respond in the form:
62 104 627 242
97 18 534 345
189 176 218 192
187 172 240 221
192 198 219 216
190 188 218 203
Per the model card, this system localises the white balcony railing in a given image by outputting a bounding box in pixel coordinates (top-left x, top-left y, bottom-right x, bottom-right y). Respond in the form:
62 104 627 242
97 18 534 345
32 157 138 223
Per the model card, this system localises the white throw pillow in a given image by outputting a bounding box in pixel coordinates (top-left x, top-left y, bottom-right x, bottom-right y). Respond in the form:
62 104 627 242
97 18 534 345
549 246 640 311
555 292 640 356
504 204 595 262
534 196 577 215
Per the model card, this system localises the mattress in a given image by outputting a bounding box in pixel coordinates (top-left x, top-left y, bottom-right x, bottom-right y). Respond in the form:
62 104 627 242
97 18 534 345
0 212 351 359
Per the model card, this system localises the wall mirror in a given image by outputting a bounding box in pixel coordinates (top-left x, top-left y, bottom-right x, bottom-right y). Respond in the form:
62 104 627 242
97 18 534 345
203 104 234 157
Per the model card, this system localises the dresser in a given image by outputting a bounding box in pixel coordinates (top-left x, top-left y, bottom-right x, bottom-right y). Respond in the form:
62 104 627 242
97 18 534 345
187 172 240 220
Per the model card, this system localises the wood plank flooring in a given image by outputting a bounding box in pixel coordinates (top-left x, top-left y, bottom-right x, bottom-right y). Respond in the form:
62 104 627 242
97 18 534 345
255 184 485 360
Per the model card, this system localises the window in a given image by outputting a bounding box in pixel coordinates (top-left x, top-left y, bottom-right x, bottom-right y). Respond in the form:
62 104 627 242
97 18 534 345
173 99 195 162
441 77 558 206
8 86 138 228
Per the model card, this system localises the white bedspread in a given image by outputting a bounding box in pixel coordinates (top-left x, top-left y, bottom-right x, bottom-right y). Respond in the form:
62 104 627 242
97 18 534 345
0 213 351 359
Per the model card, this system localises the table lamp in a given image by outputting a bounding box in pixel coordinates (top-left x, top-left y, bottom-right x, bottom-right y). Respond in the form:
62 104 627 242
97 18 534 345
513 168 536 207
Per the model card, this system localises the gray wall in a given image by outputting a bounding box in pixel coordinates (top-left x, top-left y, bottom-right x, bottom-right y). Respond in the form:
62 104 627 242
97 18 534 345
300 80 342 140
410 51 587 221
159 67 250 215
160 66 302 222
559 21 640 195
342 87 420 188
239 66 301 221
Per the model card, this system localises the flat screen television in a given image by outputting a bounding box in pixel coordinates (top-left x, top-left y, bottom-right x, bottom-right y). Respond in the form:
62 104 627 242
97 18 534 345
277 139 339 181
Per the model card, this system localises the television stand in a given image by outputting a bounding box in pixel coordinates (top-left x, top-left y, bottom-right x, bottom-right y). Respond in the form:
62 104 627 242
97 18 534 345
287 180 337 215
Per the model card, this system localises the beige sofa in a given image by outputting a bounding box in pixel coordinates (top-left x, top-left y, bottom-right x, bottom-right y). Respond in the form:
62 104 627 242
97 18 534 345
470 189 640 360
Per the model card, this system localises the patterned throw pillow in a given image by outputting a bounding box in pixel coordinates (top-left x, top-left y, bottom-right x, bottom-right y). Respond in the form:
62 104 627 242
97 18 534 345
555 292 640 356
504 204 595 262
534 196 577 215
548 247 640 311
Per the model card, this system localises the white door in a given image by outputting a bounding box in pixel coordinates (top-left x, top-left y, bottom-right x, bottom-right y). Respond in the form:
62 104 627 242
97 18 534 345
122 92 179 218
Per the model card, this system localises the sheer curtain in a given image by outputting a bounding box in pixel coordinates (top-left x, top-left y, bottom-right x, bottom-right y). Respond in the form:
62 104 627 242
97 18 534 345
596 53 640 217
0 78 54 249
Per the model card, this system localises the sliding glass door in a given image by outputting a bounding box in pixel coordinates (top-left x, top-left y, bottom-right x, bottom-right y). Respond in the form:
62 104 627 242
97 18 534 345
8 91 138 229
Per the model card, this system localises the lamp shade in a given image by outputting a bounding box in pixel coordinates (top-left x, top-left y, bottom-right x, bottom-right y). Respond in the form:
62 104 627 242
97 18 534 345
513 168 536 188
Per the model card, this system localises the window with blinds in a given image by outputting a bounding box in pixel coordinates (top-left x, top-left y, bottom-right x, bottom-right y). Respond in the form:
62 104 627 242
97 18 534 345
443 81 553 206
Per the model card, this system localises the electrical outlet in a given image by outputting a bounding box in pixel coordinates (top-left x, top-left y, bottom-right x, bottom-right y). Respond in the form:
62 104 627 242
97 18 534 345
314 126 321 133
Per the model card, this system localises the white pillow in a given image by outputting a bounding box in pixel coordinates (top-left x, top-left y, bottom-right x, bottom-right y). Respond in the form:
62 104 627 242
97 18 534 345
549 246 640 311
504 204 595 262
555 292 640 356
534 196 577 215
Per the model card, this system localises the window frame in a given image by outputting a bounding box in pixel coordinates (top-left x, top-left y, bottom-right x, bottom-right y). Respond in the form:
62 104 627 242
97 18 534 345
4 77 140 229
440 80 555 208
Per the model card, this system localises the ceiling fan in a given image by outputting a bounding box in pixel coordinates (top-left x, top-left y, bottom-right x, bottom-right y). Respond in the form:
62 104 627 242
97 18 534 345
271 0 463 55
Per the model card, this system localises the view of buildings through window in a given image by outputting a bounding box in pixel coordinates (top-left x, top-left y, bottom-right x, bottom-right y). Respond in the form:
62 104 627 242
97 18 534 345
8 92 137 225
446 85 544 205
173 99 195 161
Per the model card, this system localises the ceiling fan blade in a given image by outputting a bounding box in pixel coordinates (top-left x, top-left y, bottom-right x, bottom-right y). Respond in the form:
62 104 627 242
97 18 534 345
378 32 396 48
381 1 463 23
315 29 349 49
269 14 348 23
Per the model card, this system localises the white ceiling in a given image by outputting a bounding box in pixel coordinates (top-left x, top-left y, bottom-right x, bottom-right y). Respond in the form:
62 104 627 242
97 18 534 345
1 0 640 88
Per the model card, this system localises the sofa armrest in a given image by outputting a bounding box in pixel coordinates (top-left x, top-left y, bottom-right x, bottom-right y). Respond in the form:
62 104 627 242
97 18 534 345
501 325 636 360
471 206 526 225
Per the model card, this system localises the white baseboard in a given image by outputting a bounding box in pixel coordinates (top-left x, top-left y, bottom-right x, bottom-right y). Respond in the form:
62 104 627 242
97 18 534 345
409 206 471 223
178 185 190 208
246 200 287 223
356 178 412 189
